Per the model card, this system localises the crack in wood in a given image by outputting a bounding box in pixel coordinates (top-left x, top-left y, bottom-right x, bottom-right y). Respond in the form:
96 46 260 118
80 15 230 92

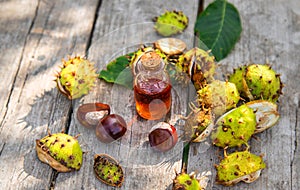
291 107 299 190
16 0 46 104
49 171 59 190
45 1 102 188
64 104 74 134
0 143 6 157
0 1 43 129
85 0 102 57
0 0 56 130
41 53 67 190
2 0 297 189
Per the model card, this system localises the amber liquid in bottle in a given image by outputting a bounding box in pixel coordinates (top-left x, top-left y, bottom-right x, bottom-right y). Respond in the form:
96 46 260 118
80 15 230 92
134 78 171 120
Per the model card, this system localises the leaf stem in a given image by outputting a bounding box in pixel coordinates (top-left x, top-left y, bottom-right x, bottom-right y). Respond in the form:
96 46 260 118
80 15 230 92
182 142 190 172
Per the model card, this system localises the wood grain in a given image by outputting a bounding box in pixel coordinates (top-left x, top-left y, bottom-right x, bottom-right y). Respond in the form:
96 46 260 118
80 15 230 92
0 0 99 189
187 0 300 189
54 1 199 189
0 0 299 189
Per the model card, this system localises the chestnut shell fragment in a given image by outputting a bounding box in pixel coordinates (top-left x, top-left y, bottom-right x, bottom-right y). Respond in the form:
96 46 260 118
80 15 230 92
77 103 110 128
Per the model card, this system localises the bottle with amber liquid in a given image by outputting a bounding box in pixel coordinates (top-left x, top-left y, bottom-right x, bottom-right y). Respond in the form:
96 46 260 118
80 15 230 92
134 51 172 120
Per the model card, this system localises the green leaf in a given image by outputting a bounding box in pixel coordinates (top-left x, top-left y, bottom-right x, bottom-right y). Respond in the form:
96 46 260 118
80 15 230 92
99 53 134 89
195 0 242 61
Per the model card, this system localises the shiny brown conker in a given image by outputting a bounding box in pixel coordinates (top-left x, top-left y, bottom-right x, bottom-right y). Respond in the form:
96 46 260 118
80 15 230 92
148 122 178 152
77 103 110 128
95 114 127 143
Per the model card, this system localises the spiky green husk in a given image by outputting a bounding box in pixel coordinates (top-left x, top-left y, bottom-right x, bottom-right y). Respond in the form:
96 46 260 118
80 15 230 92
172 171 202 190
228 64 283 102
56 56 97 99
37 133 83 171
154 10 188 37
94 154 124 187
216 151 266 185
245 64 282 101
211 105 256 148
227 66 250 98
175 47 216 90
197 80 240 116
184 106 213 142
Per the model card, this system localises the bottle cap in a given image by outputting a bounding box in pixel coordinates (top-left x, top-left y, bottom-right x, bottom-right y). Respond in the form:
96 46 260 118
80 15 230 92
140 52 162 70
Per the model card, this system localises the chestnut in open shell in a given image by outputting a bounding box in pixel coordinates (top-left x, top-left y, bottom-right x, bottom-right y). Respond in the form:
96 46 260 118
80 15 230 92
94 154 124 187
148 122 178 152
77 103 110 128
95 114 127 143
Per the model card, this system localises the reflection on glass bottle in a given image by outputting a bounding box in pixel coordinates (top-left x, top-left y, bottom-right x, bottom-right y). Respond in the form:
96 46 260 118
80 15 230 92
134 51 172 120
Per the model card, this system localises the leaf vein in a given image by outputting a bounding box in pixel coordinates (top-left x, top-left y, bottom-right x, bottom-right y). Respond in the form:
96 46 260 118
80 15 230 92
210 0 227 51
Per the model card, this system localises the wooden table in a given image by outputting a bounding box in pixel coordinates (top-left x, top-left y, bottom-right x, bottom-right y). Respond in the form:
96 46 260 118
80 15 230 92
0 0 299 189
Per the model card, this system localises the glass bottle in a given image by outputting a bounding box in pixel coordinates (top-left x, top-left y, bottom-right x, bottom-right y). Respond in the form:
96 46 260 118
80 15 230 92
134 51 172 120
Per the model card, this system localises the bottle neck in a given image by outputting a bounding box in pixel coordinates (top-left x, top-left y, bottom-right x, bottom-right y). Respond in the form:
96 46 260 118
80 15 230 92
138 63 164 74
134 51 169 86
137 51 165 72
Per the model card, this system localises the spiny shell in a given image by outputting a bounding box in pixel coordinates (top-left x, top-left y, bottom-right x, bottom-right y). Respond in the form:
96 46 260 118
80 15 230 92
36 132 83 172
245 64 282 101
94 154 124 187
184 104 214 143
153 10 189 37
197 80 240 116
228 64 283 102
228 65 250 98
56 56 97 99
176 47 216 90
215 151 266 186
173 169 211 190
210 104 257 148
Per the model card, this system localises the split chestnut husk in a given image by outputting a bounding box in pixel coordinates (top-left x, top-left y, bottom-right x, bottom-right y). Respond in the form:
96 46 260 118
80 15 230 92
246 100 280 134
36 132 83 172
172 168 211 190
215 150 266 186
94 154 124 187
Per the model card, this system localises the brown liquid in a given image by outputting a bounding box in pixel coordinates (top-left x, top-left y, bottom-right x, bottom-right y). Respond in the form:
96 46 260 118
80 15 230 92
134 78 171 120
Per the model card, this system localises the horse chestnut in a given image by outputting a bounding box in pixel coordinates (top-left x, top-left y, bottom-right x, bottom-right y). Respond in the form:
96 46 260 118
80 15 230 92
77 103 110 128
95 114 127 143
148 122 178 152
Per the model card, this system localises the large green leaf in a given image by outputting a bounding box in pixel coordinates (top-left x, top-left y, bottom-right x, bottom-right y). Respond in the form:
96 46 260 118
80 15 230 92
99 53 134 89
195 0 242 61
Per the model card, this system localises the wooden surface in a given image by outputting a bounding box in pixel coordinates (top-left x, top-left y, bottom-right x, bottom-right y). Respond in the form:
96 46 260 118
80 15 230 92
0 0 299 189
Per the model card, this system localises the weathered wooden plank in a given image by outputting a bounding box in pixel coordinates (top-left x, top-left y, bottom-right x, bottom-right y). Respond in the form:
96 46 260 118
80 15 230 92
2 0 298 189
54 0 200 189
0 0 98 189
0 0 38 128
187 0 300 189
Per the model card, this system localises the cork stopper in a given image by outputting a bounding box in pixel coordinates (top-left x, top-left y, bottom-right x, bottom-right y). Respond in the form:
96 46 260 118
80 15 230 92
140 52 162 70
